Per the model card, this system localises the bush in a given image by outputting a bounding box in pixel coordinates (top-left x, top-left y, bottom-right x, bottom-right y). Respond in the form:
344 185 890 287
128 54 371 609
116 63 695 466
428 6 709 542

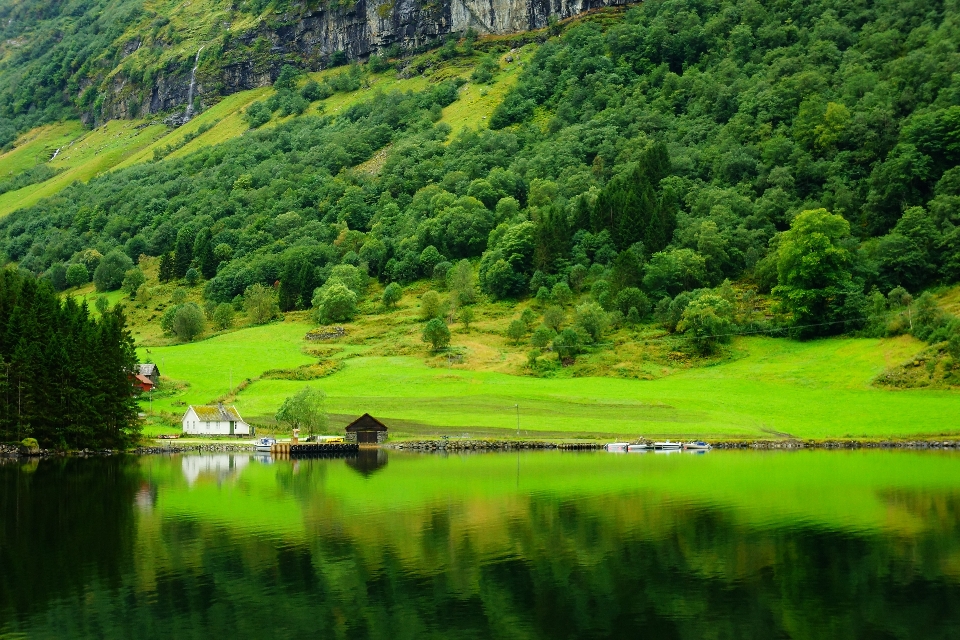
313 282 357 323
382 282 402 308
543 305 564 332
422 317 451 351
244 283 280 324
531 326 556 349
122 268 146 296
506 318 526 344
172 302 206 342
677 293 735 355
553 328 581 362
93 250 134 292
459 305 474 330
420 290 442 320
66 263 90 288
300 80 329 102
184 268 200 286
574 302 608 342
245 101 271 128
172 287 188 304
614 287 650 317
213 303 234 330
551 282 573 306
274 64 301 90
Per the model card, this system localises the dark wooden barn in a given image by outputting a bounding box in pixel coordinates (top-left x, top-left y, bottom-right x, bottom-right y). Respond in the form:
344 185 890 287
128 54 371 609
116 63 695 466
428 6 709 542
345 413 388 444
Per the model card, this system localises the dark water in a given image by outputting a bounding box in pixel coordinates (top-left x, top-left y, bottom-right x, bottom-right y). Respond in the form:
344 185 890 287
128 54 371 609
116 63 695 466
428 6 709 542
1 449 959 639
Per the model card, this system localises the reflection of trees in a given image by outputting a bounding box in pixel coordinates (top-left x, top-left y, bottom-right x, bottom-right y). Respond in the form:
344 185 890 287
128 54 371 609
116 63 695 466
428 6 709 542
0 458 139 626
4 458 960 639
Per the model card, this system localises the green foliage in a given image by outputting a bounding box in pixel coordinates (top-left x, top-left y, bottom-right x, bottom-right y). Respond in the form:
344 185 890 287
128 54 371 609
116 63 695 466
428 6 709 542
421 317 450 351
574 302 608 342
171 287 188 305
66 263 90 288
121 268 145 296
677 293 735 355
0 269 139 447
506 318 526 345
531 326 556 349
773 209 855 336
614 287 649 317
419 290 442 320
244 283 280 324
381 282 403 308
542 305 564 332
185 268 200 286
93 250 133 292
459 305 474 330
275 386 328 432
245 101 272 128
172 302 205 342
212 303 235 330
553 327 581 362
274 65 302 91
312 282 357 323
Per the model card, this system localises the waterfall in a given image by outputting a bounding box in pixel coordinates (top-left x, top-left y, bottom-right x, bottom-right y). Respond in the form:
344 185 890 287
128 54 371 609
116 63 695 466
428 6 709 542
183 47 203 122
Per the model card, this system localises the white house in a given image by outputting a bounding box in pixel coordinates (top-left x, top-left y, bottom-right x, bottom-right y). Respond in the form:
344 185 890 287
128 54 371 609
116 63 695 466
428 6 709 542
182 404 251 436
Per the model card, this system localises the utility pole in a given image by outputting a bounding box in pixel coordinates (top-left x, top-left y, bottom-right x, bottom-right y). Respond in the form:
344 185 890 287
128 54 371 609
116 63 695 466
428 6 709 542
515 404 520 437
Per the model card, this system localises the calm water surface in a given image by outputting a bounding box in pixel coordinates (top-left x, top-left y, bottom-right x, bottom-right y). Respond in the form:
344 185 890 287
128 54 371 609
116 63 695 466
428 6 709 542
1 449 959 639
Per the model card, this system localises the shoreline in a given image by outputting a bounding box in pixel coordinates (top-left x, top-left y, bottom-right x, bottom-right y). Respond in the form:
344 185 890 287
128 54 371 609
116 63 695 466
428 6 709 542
3 438 960 458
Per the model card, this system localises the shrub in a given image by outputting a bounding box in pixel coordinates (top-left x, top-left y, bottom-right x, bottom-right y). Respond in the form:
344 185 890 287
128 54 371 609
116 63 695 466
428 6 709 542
506 319 526 344
122 268 146 296
531 325 556 349
313 282 357 323
420 290 442 320
551 282 573 306
184 268 200 286
574 302 608 342
459 306 475 330
93 250 133 292
172 287 188 304
172 302 206 341
614 287 650 317
244 283 280 324
382 282 402 308
213 303 234 330
677 293 735 355
66 263 90 288
245 101 271 128
553 328 581 362
543 305 564 332
422 317 451 351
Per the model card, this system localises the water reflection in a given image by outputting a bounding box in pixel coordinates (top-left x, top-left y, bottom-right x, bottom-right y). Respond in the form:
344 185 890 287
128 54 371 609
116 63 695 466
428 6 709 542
0 451 959 639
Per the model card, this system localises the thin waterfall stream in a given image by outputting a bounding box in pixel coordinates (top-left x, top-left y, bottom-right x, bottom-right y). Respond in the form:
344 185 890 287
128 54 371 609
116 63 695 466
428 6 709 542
183 47 202 122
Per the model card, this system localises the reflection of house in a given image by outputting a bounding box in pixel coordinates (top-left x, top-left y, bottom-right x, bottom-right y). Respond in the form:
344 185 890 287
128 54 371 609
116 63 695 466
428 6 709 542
136 363 160 386
344 413 388 444
182 404 251 436
347 448 388 476
181 454 249 485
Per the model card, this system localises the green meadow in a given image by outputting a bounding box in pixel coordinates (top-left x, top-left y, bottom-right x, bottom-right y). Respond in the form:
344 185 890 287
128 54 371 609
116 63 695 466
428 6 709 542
141 321 960 440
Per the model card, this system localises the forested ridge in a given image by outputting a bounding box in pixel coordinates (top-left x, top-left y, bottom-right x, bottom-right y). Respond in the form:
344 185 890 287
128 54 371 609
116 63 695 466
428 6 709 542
3 0 960 357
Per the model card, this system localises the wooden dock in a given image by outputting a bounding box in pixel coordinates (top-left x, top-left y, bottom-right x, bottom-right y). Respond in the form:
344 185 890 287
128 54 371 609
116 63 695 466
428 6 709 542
271 442 360 457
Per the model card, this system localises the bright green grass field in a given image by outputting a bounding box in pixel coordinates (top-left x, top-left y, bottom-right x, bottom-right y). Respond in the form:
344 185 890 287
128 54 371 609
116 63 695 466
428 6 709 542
142 323 959 440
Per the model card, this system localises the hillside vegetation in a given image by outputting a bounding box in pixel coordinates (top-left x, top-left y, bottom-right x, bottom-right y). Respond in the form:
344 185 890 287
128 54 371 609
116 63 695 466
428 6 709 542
2 0 960 439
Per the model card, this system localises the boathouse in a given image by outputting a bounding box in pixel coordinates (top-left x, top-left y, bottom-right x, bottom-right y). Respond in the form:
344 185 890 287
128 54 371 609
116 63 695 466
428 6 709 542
182 403 251 436
344 413 388 444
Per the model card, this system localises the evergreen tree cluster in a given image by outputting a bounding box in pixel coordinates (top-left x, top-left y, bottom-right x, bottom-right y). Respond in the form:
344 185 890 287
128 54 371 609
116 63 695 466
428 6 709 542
0 269 140 449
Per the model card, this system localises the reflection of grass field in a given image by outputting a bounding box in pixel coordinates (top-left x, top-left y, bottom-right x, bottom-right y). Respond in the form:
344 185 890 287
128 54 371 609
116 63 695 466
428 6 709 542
148 449 960 544
145 315 957 439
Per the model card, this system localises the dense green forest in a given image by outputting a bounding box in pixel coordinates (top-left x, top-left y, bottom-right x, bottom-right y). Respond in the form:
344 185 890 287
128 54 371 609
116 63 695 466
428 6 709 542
3 0 960 349
0 269 140 448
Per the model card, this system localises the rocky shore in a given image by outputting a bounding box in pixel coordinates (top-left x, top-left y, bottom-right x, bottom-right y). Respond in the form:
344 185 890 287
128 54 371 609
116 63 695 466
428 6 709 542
713 439 960 450
135 444 255 455
389 440 604 451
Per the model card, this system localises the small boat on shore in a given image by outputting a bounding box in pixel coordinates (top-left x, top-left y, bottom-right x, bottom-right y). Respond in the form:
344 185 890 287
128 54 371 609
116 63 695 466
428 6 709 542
255 437 277 453
654 441 682 450
683 441 711 451
606 442 629 452
628 443 651 452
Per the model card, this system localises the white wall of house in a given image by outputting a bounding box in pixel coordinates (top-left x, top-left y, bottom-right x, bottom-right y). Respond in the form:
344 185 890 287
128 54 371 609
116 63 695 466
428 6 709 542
181 407 251 436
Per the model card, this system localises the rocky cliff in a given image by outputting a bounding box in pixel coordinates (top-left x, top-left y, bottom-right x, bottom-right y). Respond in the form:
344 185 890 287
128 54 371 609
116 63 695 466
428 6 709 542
100 0 631 122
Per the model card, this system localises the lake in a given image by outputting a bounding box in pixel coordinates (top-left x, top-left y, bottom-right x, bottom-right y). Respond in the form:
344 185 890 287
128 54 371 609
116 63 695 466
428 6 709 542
1 449 959 639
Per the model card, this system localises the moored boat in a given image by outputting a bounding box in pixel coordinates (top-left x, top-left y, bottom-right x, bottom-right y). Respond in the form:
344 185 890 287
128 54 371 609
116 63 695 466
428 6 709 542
255 437 277 453
653 441 682 450
683 441 712 450
628 443 651 452
606 442 629 452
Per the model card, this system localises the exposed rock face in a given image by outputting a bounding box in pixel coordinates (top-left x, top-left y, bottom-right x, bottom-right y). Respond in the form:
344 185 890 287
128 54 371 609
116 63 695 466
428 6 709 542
100 0 630 122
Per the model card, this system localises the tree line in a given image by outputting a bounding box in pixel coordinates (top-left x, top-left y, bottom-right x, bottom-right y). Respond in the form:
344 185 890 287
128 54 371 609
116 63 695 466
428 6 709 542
0 269 140 449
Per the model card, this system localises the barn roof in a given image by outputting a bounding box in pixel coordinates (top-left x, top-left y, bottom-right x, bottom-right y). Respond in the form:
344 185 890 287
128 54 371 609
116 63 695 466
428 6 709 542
138 363 159 376
345 413 388 432
134 374 154 387
187 404 245 422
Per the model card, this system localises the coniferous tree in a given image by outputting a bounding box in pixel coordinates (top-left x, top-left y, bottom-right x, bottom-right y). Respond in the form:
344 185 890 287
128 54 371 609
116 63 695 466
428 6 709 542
193 229 217 279
158 252 174 283
173 232 193 279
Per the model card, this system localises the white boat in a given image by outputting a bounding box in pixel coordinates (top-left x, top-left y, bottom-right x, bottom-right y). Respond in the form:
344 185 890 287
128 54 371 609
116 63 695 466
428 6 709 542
254 437 277 453
653 441 681 450
683 441 711 450
628 444 651 452
606 442 629 452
